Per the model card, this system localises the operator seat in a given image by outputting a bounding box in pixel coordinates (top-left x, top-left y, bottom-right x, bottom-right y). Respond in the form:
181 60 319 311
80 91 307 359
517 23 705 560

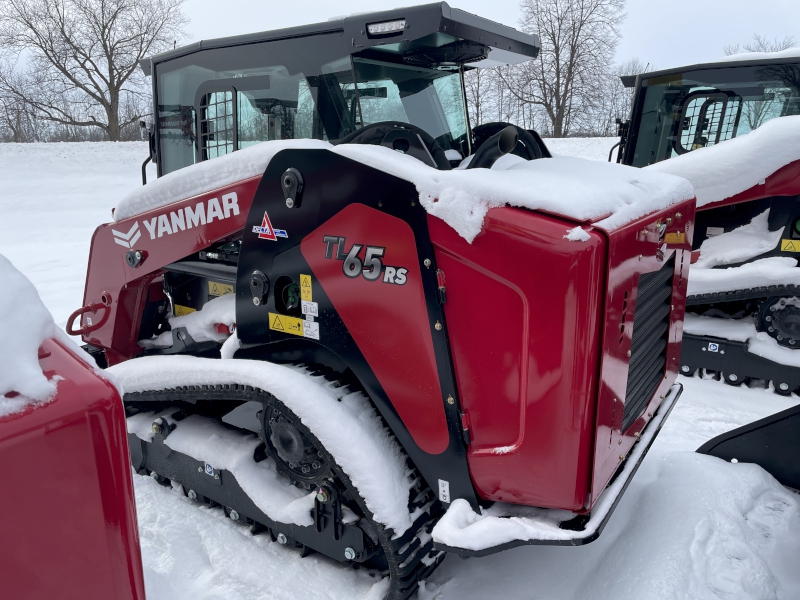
333 122 452 170
472 122 551 161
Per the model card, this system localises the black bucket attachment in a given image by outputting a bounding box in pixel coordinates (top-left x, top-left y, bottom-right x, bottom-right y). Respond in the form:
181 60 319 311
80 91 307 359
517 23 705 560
697 404 800 490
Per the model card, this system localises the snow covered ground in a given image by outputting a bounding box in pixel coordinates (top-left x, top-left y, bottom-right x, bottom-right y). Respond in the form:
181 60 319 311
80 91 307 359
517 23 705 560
3 139 800 600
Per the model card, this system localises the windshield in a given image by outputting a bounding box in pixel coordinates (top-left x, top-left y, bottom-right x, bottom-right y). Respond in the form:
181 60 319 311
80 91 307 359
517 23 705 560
351 58 469 157
629 63 800 167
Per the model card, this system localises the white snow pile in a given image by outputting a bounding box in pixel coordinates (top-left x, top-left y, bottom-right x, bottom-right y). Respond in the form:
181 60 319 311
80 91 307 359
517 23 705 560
109 355 415 536
334 144 693 242
694 210 783 268
114 138 692 244
717 47 800 63
127 408 319 526
140 293 235 349
114 139 331 221
0 253 59 416
647 116 800 207
564 226 592 242
432 384 679 550
684 313 800 369
687 256 800 296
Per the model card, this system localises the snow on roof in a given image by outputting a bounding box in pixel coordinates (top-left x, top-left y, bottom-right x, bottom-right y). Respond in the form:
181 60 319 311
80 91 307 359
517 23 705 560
115 140 693 243
716 47 800 64
645 116 800 208
0 253 58 416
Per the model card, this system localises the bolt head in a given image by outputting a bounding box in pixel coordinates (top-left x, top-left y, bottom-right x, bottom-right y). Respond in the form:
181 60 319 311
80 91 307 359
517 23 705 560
766 316 772 322
150 471 158 480
188 490 197 500
135 251 142 260
311 461 320 469
253 297 261 306
435 321 442 331
729 374 738 381
229 510 239 521
277 533 288 545
301 465 310 474
344 547 356 560
780 383 790 391
198 466 203 472
424 259 432 268
681 366 690 373
316 489 329 503
286 198 294 208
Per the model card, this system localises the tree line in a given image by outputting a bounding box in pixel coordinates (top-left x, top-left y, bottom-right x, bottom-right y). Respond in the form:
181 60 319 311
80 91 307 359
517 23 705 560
0 0 794 143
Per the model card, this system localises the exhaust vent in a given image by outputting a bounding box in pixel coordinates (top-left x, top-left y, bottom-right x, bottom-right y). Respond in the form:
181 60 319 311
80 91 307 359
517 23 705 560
623 255 674 432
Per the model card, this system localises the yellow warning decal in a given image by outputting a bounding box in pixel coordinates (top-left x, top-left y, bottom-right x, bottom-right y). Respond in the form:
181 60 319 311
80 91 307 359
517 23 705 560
664 231 686 245
269 312 304 337
174 304 196 316
208 281 234 296
300 274 312 302
781 239 800 253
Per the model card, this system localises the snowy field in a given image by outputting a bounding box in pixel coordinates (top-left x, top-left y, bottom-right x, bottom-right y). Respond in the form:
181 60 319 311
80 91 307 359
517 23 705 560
2 139 800 600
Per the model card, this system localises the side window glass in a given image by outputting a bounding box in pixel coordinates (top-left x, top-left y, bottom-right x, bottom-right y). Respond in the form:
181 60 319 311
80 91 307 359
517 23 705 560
676 91 741 154
197 88 236 160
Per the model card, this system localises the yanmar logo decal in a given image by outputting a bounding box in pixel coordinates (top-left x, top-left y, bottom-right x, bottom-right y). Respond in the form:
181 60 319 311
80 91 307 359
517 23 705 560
112 222 141 248
252 211 287 241
113 193 240 247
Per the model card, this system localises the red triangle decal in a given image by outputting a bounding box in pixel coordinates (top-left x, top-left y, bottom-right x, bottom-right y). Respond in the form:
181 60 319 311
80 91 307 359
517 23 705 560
258 211 277 241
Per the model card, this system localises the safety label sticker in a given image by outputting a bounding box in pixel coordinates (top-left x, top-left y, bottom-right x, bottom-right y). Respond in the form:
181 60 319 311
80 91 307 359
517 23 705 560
269 312 321 340
269 312 304 337
301 300 318 318
303 320 320 340
208 281 234 296
781 239 800 253
300 274 313 301
174 304 196 316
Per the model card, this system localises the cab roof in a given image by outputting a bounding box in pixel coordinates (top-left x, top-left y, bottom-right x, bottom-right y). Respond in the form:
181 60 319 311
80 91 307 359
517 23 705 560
141 2 540 75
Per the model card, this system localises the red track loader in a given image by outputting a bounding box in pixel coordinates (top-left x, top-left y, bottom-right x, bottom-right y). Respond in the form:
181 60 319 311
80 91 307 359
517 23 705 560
69 4 694 597
616 50 800 490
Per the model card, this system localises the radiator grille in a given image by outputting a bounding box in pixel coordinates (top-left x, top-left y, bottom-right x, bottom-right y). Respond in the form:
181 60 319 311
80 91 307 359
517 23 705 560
623 256 674 432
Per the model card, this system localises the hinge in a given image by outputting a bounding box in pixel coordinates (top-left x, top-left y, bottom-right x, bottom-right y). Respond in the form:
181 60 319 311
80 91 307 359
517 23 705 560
459 410 471 445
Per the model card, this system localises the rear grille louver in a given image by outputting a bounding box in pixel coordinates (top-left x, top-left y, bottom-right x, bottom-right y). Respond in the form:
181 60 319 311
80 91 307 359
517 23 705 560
623 256 675 432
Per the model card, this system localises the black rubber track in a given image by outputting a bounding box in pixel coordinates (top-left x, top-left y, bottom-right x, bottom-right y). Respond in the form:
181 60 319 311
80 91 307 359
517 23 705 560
125 382 445 600
687 284 800 306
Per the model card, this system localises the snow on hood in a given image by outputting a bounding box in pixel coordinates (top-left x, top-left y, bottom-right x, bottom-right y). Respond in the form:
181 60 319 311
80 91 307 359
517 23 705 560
646 116 800 208
333 145 693 242
114 139 693 244
114 139 332 222
0 253 58 416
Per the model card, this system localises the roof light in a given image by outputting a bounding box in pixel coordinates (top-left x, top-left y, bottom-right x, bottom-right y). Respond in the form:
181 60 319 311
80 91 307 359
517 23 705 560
367 20 406 35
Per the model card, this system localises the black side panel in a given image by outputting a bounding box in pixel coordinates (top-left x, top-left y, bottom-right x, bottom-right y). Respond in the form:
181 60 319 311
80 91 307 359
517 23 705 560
235 149 479 511
624 255 674 431
697 405 800 490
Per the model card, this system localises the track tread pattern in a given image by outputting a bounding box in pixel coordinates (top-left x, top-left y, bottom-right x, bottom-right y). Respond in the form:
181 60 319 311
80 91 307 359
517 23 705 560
125 380 443 600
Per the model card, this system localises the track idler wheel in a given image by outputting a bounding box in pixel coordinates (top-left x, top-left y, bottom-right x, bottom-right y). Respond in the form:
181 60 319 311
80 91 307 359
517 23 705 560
758 296 800 348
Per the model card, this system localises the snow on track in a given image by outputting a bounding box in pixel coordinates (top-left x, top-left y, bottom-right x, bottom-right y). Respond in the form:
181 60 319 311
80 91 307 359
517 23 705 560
110 355 415 536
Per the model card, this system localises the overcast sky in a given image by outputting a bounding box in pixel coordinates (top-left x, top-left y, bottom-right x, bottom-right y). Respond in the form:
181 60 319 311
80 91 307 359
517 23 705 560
180 0 800 71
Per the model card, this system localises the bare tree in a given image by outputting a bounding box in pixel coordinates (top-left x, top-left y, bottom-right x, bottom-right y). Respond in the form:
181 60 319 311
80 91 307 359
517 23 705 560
0 0 188 141
497 0 625 137
724 34 796 57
